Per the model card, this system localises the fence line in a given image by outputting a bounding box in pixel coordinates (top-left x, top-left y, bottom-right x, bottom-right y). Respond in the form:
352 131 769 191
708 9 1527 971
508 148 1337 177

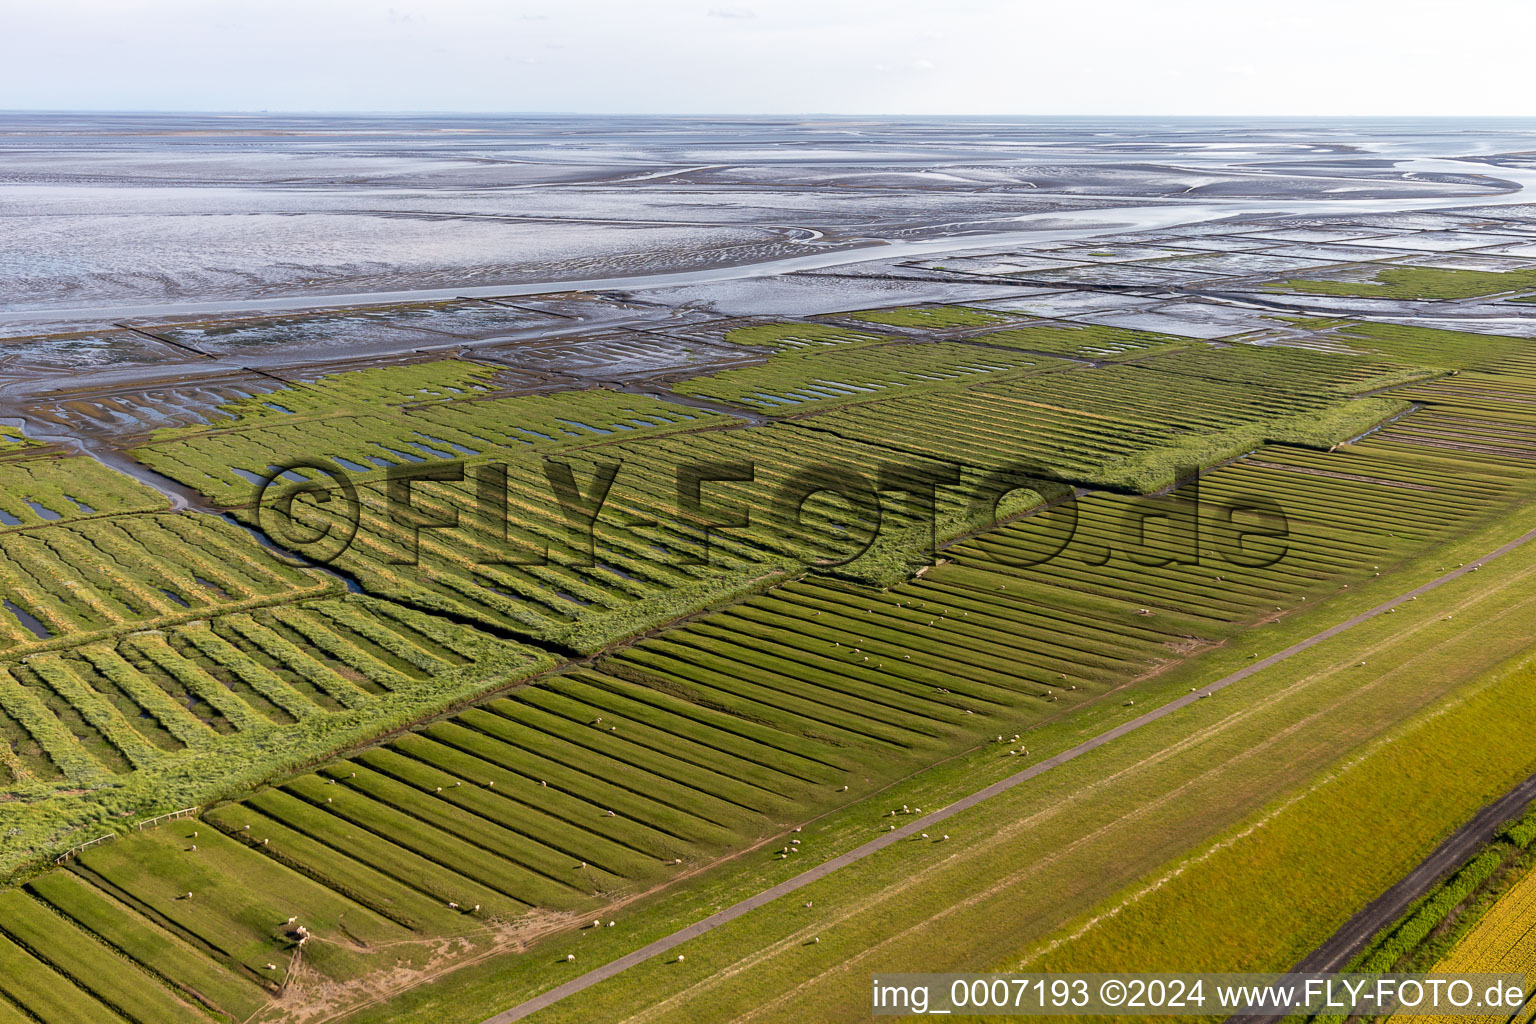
135 806 199 831
48 806 199 867
54 833 115 864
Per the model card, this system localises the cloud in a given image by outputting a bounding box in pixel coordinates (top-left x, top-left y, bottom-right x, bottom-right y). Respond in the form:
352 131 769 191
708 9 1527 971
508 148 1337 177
707 6 755 18
874 58 936 74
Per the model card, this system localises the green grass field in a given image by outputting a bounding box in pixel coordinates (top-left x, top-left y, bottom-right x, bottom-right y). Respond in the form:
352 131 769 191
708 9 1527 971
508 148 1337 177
840 305 1023 330
2 304 1535 1023
672 339 1055 412
1268 264 1536 300
400 475 1536 1024
3 416 1530 1020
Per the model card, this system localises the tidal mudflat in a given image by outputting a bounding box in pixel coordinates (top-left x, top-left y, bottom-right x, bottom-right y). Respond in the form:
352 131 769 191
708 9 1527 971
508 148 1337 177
4 114 1535 321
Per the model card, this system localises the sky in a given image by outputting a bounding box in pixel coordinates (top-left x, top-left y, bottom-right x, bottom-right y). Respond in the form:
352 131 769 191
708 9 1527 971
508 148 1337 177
1 0 1532 116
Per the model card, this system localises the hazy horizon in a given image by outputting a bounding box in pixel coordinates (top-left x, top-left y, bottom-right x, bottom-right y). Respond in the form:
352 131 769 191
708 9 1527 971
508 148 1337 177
4 0 1532 117
5 111 1536 119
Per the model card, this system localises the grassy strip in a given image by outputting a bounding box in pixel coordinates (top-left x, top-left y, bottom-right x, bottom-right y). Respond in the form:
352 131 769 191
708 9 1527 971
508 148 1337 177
0 930 125 1023
1269 266 1536 301
25 869 268 1022
76 826 404 981
840 306 1021 330
0 888 207 1024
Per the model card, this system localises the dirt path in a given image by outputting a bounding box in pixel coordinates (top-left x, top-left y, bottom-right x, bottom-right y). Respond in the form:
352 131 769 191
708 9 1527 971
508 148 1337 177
481 523 1536 1024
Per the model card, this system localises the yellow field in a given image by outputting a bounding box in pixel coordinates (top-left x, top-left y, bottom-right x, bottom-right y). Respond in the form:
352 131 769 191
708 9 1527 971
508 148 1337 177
1411 867 1536 1024
1439 867 1536 975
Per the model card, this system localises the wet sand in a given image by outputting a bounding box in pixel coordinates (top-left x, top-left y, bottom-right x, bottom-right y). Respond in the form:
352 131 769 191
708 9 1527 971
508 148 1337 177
4 114 1535 325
